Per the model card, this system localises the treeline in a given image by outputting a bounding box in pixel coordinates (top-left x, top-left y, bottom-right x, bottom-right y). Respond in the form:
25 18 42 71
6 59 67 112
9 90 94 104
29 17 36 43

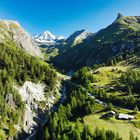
0 43 57 86
96 30 140 67
106 49 135 66
92 69 140 110
91 47 137 70
0 42 58 139
72 67 94 90
43 125 123 140
121 69 140 94
92 88 140 110
71 66 140 110
36 85 95 139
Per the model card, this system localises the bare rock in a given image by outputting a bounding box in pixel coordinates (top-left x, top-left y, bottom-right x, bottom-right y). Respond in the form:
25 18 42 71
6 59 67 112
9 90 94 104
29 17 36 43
0 20 43 58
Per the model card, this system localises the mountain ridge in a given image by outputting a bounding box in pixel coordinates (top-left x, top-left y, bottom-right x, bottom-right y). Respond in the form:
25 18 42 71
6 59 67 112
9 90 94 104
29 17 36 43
52 14 140 71
33 29 94 61
65 29 94 47
0 20 43 58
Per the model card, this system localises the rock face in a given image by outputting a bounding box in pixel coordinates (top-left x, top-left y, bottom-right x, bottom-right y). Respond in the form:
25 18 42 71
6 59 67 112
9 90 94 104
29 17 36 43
0 20 43 58
5 93 15 109
14 81 57 134
66 29 94 47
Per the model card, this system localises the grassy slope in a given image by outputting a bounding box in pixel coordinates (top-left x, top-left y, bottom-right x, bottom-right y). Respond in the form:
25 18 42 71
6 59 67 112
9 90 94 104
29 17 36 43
82 57 140 140
84 112 140 140
91 64 128 86
69 103 140 139
91 57 140 86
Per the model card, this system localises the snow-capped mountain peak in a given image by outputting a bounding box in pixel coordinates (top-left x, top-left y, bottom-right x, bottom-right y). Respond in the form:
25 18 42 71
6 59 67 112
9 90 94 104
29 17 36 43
42 30 56 40
33 31 65 44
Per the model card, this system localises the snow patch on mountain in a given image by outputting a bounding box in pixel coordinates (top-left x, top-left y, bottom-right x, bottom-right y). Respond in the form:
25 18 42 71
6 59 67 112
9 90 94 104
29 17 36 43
33 31 65 45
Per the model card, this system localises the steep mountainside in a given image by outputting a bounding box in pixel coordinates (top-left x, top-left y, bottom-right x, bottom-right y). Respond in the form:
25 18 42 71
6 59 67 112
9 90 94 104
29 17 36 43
0 20 43 58
0 23 59 139
52 14 140 71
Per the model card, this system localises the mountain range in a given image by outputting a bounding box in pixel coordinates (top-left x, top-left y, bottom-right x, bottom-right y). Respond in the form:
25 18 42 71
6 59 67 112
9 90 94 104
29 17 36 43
50 14 140 71
1 13 140 71
1 13 140 140
32 29 94 61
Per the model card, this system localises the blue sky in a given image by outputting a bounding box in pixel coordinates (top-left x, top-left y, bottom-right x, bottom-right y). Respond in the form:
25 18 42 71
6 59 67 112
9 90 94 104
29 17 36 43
0 0 140 37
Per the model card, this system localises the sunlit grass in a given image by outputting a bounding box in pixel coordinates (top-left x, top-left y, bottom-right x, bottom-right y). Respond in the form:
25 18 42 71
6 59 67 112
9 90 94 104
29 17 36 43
84 109 140 140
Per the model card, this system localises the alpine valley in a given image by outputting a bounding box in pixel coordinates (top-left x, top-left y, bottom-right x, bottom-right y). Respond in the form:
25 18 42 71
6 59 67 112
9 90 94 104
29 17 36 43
1 13 140 140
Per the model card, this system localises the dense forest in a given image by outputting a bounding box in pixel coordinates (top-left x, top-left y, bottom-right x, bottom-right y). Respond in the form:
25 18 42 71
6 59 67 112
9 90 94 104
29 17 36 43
37 84 125 140
36 37 140 140
0 42 58 139
36 67 140 140
71 65 140 110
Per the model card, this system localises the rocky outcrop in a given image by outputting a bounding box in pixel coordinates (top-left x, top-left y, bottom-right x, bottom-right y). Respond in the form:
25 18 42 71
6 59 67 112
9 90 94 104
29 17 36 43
66 29 94 47
14 81 59 134
5 93 16 109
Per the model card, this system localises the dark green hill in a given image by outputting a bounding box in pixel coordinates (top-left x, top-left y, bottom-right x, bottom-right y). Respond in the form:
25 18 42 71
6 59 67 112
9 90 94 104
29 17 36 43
52 14 140 71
